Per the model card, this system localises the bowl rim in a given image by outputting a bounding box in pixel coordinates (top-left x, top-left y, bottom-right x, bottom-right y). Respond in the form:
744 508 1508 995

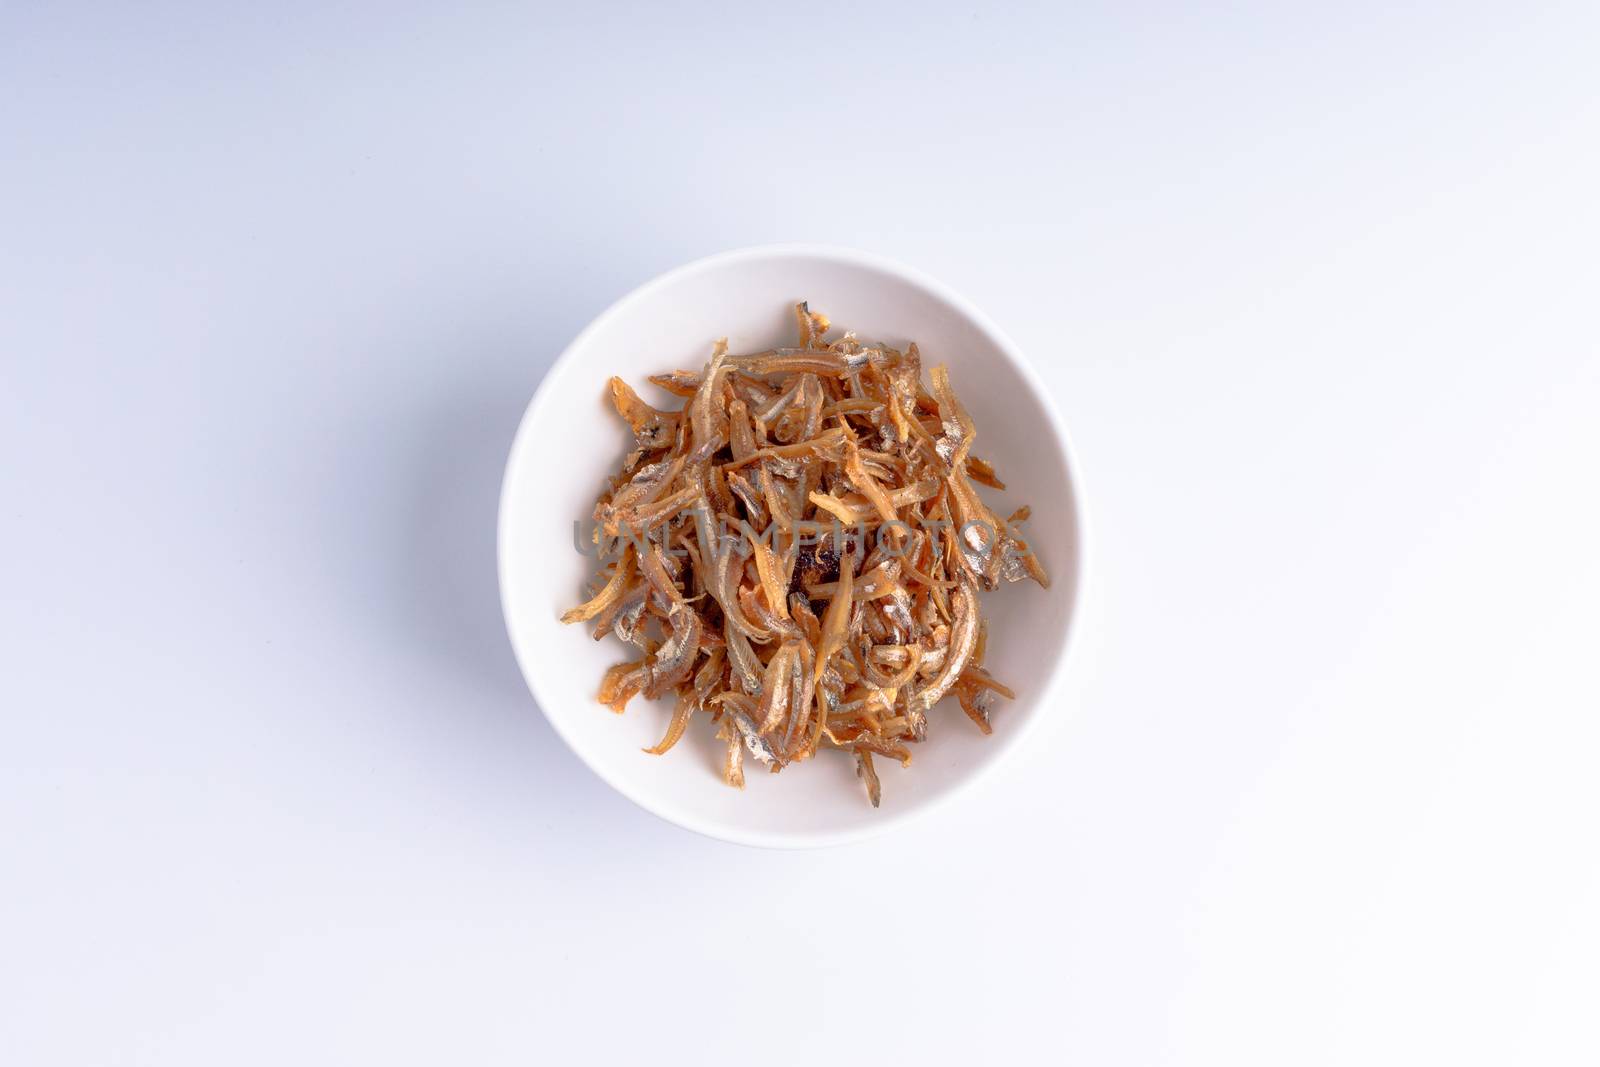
497 243 1091 848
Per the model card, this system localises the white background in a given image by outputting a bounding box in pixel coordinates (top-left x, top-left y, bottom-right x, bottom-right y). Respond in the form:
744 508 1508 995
3 3 1598 1064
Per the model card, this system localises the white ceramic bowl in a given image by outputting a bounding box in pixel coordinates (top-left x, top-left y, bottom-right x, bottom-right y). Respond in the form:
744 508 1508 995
499 245 1086 847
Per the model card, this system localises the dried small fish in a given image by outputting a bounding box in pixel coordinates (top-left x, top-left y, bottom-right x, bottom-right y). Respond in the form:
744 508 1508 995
911 577 980 716
717 718 745 788
561 305 1045 806
560 547 635 624
966 455 1006 490
643 689 699 754
647 370 701 397
856 750 882 808
756 642 796 734
608 378 678 449
597 658 649 714
729 709 779 766
808 550 855 756
644 604 700 698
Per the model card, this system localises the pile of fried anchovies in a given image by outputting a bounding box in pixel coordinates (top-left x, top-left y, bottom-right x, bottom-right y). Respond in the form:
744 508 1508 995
562 303 1048 806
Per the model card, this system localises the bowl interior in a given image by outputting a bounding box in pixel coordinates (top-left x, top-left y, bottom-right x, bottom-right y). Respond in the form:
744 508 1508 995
500 248 1082 846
